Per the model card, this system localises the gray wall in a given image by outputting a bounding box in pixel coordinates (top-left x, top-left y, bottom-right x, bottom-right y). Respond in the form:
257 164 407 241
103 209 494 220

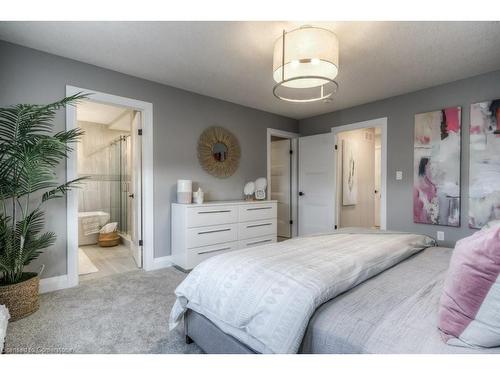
299 69 500 247
0 41 298 278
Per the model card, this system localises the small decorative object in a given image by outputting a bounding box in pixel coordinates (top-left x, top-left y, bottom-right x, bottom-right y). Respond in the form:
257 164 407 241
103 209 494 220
98 232 120 247
0 93 88 321
198 126 241 178
469 99 500 229
413 107 461 227
192 187 204 204
342 140 357 205
254 177 268 200
98 222 120 247
177 179 192 204
244 181 256 200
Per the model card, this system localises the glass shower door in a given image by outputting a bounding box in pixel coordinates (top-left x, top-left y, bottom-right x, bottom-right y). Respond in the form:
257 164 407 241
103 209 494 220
120 135 131 237
109 135 131 237
109 140 121 230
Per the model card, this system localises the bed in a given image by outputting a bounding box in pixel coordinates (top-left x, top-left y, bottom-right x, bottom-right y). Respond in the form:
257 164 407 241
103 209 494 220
0 304 9 353
171 230 500 354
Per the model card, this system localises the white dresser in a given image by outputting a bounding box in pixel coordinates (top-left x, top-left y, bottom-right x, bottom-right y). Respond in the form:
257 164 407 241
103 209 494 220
171 200 277 270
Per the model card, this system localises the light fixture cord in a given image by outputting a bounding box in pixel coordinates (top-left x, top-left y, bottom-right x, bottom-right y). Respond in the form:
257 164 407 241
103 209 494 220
281 30 285 82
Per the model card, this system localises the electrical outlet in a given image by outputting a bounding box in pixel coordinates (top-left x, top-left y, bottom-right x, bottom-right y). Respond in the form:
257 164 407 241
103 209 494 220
396 171 403 180
437 231 444 241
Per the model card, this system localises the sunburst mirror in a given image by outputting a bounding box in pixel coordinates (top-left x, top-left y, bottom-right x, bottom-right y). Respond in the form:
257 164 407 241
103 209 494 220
197 126 240 178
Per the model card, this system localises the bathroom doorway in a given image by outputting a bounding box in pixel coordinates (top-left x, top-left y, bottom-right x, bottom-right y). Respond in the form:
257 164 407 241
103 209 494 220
75 100 142 281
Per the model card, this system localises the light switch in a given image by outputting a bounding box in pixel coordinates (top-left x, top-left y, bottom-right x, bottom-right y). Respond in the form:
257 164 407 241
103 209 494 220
437 231 444 241
396 171 403 180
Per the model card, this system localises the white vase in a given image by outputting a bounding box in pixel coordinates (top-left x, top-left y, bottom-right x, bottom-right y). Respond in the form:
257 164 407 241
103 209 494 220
177 179 192 204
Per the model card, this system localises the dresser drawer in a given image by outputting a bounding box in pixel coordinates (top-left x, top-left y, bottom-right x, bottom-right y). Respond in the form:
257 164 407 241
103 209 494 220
186 241 239 268
238 236 276 249
186 205 238 228
187 224 238 248
238 219 277 240
238 203 276 222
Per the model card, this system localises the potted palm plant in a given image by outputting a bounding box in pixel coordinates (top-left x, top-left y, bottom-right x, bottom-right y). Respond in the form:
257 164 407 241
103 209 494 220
0 94 87 321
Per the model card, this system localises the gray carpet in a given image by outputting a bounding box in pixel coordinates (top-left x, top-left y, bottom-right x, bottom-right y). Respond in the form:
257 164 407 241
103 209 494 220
4 267 203 354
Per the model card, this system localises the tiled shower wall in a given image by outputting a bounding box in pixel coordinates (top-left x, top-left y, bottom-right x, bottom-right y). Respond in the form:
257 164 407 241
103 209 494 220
77 121 131 227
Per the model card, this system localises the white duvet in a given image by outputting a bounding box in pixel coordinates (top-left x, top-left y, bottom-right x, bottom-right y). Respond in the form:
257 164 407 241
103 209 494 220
0 304 9 353
169 229 435 353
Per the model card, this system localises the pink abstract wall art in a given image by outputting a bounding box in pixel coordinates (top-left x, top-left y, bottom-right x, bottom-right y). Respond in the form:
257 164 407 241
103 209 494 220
413 107 461 227
469 99 500 229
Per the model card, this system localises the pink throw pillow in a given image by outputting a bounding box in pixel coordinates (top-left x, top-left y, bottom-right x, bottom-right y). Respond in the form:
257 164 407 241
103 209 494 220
438 226 500 347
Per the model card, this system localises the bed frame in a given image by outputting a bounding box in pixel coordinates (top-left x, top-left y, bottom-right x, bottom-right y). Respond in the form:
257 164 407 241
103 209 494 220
185 309 256 354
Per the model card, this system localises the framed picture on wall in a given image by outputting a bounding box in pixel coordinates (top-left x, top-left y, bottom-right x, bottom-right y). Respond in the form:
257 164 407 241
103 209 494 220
469 99 500 229
413 107 461 227
342 139 358 206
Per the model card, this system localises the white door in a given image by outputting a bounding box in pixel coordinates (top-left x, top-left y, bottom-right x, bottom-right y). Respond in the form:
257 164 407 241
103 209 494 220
271 139 291 238
130 111 143 267
298 133 335 236
374 144 381 228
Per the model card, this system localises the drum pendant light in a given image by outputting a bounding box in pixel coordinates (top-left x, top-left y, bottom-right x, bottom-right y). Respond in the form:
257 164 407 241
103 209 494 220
273 26 339 103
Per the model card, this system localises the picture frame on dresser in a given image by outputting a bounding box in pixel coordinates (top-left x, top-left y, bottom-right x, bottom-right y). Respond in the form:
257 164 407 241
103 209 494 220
171 200 278 271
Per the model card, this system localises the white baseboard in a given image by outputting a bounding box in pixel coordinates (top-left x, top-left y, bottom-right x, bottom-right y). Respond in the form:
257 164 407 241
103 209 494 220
39 274 70 294
147 256 173 271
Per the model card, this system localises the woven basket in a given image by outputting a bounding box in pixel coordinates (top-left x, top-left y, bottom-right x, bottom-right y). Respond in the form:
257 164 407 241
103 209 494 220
98 232 120 247
0 273 39 321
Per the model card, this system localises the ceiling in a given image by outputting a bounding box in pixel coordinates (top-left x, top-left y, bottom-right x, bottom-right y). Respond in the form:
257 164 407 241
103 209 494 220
77 101 132 131
1 21 500 119
77 101 128 124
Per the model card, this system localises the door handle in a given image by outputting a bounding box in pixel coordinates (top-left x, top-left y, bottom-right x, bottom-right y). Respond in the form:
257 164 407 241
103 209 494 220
299 191 305 196
128 193 134 198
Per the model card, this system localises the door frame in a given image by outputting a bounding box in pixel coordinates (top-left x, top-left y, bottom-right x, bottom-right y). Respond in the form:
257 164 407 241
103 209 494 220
66 85 155 288
331 117 388 230
266 128 299 238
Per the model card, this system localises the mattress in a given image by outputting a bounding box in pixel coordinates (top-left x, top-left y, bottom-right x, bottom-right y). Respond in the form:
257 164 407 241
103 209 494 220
186 246 500 354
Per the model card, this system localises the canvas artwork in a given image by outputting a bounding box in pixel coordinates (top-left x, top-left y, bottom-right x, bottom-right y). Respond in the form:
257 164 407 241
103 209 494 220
413 107 461 226
469 99 500 229
342 139 357 205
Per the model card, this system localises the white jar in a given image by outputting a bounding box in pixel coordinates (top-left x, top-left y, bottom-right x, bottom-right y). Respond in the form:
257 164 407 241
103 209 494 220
193 189 204 204
177 179 192 204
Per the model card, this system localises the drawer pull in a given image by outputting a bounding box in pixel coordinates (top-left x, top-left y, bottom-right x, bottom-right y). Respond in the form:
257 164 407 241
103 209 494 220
197 228 231 235
246 206 272 211
198 246 231 255
247 239 273 246
246 223 272 228
198 210 231 214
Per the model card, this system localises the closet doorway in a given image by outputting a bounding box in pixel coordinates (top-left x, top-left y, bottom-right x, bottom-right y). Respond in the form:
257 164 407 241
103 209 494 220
266 129 299 240
332 118 387 230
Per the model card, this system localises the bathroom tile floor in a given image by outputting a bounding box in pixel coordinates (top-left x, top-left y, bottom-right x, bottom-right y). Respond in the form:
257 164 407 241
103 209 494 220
80 244 138 281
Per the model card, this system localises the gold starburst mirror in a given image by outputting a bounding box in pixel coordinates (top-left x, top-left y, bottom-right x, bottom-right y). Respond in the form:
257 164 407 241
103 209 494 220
197 126 241 178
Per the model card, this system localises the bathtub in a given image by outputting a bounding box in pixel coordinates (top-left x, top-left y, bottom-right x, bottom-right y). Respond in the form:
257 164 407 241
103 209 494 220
78 211 110 246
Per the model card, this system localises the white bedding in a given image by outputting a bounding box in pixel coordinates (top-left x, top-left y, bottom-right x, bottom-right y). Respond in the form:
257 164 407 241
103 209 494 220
170 229 435 353
0 304 9 353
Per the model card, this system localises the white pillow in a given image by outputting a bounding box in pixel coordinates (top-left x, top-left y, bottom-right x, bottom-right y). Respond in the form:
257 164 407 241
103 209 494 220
0 304 9 353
